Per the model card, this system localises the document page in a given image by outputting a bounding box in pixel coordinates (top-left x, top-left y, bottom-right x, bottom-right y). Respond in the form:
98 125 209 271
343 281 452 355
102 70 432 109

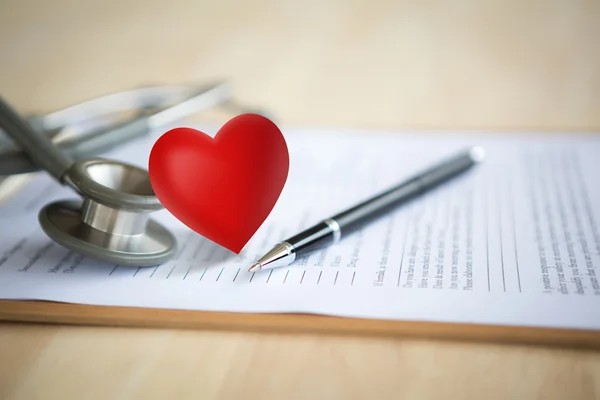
0 126 599 330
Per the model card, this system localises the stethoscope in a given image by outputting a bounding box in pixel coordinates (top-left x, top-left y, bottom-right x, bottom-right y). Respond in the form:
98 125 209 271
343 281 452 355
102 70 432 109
0 81 270 267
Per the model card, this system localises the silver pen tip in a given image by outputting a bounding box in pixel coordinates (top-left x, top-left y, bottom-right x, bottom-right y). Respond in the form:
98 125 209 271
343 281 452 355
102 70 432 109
247 242 295 272
248 263 262 272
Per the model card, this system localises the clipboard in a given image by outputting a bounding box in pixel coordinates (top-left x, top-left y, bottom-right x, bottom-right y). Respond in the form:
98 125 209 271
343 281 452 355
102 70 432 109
1 129 599 350
1 300 599 349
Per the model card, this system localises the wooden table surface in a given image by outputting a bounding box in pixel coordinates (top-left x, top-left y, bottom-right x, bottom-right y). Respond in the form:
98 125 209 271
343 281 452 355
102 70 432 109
1 1 599 398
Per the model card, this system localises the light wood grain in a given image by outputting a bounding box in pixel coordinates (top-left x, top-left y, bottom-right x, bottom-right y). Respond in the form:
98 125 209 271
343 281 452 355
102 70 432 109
1 322 598 400
1 0 600 398
1 300 600 350
1 0 599 131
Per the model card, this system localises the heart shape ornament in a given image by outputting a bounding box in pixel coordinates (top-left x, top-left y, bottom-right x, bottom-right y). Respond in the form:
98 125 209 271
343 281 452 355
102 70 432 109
148 114 289 253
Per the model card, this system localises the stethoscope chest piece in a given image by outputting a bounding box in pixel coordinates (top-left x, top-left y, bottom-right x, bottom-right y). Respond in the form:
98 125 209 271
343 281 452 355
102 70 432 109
38 158 177 267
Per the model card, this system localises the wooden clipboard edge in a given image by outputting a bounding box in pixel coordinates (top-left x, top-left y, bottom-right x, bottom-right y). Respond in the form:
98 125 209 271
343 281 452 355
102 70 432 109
1 300 599 349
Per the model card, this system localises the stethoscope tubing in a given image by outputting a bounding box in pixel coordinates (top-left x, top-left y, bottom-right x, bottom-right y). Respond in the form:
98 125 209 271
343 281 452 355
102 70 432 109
0 96 73 182
0 81 234 176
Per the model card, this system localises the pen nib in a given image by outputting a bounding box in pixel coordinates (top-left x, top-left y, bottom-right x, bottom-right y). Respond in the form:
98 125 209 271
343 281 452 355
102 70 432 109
249 263 262 272
248 242 295 272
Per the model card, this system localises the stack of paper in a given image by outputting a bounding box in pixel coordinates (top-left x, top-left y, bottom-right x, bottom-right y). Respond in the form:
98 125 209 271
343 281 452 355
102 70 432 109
0 126 598 330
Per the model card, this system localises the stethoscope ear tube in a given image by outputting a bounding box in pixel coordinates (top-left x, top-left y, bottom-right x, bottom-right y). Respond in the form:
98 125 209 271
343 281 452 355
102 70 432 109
0 96 73 183
0 117 150 175
0 81 234 177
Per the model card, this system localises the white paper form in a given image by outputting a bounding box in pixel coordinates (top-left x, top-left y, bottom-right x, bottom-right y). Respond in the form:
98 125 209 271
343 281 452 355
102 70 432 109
0 126 599 330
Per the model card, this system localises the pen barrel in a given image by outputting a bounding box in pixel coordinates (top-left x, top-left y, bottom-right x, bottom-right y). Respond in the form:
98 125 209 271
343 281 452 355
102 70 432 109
287 222 335 254
332 149 478 237
332 179 422 235
283 148 480 260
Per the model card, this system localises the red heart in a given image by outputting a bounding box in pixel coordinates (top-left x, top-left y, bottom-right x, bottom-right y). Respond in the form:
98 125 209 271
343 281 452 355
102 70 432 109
148 114 289 253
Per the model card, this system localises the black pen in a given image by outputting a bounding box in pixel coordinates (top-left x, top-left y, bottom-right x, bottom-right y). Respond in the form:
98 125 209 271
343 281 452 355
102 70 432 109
249 146 485 272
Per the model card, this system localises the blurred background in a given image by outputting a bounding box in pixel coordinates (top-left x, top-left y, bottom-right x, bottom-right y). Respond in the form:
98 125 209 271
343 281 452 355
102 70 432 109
1 0 599 133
